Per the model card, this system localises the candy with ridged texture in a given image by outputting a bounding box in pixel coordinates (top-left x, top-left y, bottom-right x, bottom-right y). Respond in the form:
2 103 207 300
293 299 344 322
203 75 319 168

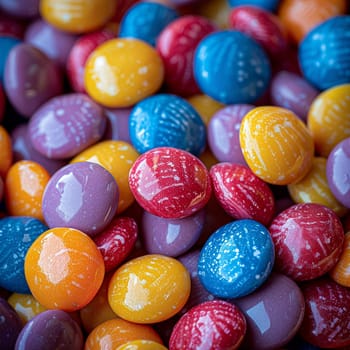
0 216 48 293
234 272 305 350
129 93 206 156
307 84 350 158
239 106 314 185
299 16 350 90
198 219 275 299
330 232 350 287
169 300 247 350
269 203 344 281
0 0 39 19
228 0 280 12
28 93 106 159
193 30 271 104
0 35 21 82
128 147 212 219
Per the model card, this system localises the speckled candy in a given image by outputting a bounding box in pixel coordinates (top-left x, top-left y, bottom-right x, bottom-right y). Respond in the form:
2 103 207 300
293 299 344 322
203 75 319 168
42 162 119 236
198 219 275 299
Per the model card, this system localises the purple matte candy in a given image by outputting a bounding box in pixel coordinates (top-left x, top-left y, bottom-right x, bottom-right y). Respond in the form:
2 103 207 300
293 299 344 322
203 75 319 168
103 107 132 142
28 93 106 159
42 162 119 236
0 0 39 19
15 310 83 350
326 137 350 208
4 43 63 118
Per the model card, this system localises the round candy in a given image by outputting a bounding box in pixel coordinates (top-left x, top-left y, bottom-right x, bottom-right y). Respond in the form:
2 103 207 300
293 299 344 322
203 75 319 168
0 216 48 293
0 35 21 82
117 340 167 350
269 203 344 281
198 219 275 299
129 93 206 156
330 232 350 287
108 254 191 323
84 38 164 108
193 30 271 104
0 125 13 179
239 106 314 185
24 227 105 311
129 147 212 219
299 16 350 90
228 0 280 12
307 84 350 157
327 137 350 208
42 162 119 236
28 93 106 159
0 0 39 18
15 310 83 350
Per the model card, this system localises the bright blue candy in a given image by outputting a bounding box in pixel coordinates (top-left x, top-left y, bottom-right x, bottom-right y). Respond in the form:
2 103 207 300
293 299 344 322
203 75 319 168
129 93 206 156
0 217 48 293
118 2 179 46
0 36 21 83
227 0 280 12
198 219 275 299
299 16 350 90
194 30 271 104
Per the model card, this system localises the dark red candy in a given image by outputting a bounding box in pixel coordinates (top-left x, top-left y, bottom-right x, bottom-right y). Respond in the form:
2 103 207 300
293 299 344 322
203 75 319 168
0 13 26 39
169 300 246 350
93 217 138 272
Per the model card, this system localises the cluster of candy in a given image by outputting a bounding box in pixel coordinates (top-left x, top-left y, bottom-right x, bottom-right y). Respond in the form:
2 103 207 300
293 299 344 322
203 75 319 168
0 0 349 349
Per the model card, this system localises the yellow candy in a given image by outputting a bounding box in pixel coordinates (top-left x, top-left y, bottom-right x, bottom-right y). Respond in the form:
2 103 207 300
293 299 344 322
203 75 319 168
240 106 314 185
108 254 191 324
84 38 164 108
117 340 168 350
330 232 350 287
71 140 139 213
307 84 350 157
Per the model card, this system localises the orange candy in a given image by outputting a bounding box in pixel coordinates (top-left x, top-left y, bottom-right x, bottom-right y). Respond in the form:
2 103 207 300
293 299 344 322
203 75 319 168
239 106 314 185
108 254 191 324
85 318 163 350
330 232 350 287
0 125 12 179
84 38 164 108
5 160 50 221
24 227 105 311
117 340 168 350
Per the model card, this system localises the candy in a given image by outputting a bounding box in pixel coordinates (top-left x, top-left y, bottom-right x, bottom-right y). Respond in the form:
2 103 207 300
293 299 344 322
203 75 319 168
0 0 39 19
228 0 280 12
0 35 21 83
0 83 5 122
0 125 13 179
117 340 168 350
104 108 132 142
330 232 350 287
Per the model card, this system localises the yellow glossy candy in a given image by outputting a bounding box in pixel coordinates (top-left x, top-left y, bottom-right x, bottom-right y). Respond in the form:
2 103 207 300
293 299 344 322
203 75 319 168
307 84 350 157
330 232 350 287
85 38 164 108
108 254 191 324
117 340 168 350
71 140 139 213
288 157 348 217
40 0 117 34
240 106 314 185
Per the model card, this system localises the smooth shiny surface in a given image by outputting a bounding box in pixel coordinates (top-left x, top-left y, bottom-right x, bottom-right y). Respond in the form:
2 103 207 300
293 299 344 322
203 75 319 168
330 232 350 287
117 340 168 350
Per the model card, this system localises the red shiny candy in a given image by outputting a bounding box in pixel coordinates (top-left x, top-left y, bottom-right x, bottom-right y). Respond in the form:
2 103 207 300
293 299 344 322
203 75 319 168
269 203 344 281
156 15 217 97
93 217 138 272
169 300 246 350
129 147 212 219
299 277 350 348
210 162 275 226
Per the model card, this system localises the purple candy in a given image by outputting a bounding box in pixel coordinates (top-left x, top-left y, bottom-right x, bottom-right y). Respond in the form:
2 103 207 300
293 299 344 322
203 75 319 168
42 162 119 236
103 107 132 142
326 137 350 208
15 310 83 350
28 93 106 159
0 0 39 19
207 104 254 164
4 43 63 118
141 209 205 257
270 71 319 122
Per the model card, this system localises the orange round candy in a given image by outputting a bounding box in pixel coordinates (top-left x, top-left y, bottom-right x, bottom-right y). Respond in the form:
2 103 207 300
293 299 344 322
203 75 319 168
117 340 168 350
85 318 163 350
239 106 314 185
0 125 12 179
84 38 164 108
307 84 350 158
5 160 50 221
24 227 105 311
108 254 191 324
71 140 139 213
40 0 117 34
330 232 350 287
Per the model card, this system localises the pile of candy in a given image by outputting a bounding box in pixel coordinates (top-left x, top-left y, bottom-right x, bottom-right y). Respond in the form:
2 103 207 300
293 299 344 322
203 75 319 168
0 0 349 349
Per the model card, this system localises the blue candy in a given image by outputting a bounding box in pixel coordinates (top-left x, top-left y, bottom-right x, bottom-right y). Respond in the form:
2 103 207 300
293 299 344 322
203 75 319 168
299 15 350 90
0 217 48 293
194 30 271 104
0 36 21 83
198 219 275 299
228 0 280 12
129 93 206 156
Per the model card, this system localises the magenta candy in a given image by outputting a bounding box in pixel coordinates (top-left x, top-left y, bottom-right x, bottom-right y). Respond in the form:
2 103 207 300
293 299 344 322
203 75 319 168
28 93 106 159
42 162 119 236
0 0 39 19
103 107 132 142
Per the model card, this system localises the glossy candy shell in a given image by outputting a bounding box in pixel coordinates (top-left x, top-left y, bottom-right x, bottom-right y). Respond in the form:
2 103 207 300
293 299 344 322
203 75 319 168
117 340 167 350
0 125 13 179
330 232 350 287
228 0 280 12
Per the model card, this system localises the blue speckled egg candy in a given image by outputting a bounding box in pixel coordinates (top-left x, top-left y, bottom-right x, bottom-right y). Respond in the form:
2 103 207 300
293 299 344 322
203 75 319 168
0 36 21 82
118 1 179 47
299 15 350 90
194 30 271 104
228 0 280 12
129 93 206 156
0 217 48 293
198 219 275 299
